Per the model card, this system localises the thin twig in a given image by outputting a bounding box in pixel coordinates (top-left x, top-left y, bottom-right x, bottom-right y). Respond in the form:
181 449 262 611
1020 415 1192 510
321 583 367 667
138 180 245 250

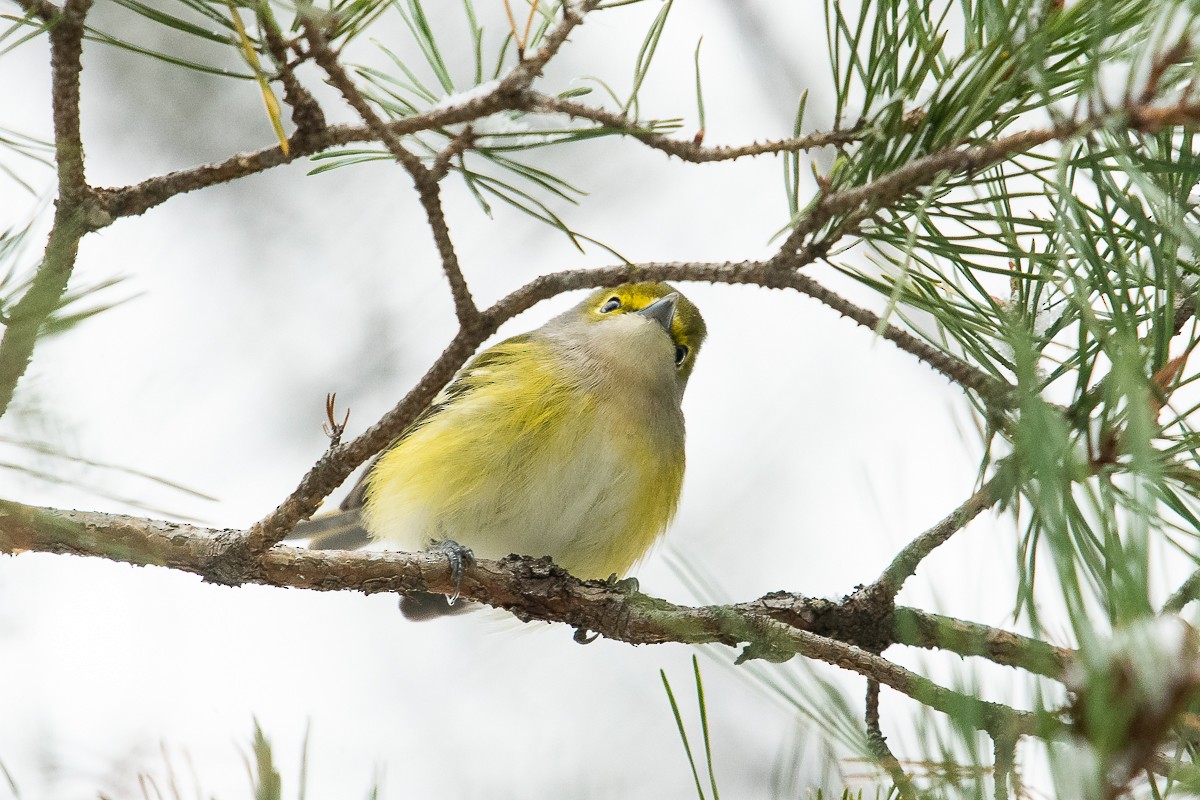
1163 570 1200 613
431 127 476 181
304 23 480 328
303 23 424 174
90 95 862 222
497 0 599 94
528 93 865 162
866 678 919 800
771 97 1200 270
93 101 510 221
257 8 326 143
243 327 484 552
869 478 1000 599
10 0 59 24
410 173 479 326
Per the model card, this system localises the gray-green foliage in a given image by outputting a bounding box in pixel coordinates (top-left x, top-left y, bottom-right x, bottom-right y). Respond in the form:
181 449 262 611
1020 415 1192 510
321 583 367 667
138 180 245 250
813 0 1200 796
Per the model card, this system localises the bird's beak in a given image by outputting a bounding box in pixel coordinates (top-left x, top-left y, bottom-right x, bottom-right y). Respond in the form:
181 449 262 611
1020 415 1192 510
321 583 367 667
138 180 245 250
636 293 678 333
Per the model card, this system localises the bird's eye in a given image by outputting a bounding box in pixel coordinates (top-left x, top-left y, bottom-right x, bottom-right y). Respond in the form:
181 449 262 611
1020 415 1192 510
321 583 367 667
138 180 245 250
674 345 689 366
600 297 621 313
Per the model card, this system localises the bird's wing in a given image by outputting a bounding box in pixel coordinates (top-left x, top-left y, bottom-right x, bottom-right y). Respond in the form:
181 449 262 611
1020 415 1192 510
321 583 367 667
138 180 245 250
287 333 535 546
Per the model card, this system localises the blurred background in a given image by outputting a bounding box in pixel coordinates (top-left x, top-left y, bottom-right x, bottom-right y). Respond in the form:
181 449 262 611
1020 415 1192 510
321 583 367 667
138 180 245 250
0 1 1023 796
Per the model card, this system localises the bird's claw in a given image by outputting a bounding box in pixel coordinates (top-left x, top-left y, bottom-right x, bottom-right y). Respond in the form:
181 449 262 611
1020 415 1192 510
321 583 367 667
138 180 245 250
605 573 639 593
431 539 475 605
574 628 600 645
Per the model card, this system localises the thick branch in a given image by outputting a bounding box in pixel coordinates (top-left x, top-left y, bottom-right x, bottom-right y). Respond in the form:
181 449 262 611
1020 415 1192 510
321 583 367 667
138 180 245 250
0 501 1055 740
893 608 1071 680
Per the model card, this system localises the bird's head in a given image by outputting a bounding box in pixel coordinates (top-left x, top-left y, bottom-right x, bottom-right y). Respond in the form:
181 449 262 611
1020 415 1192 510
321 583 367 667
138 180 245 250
576 282 707 386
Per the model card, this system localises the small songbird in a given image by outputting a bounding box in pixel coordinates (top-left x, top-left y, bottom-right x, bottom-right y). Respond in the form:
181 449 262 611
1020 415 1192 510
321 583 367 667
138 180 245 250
293 281 706 618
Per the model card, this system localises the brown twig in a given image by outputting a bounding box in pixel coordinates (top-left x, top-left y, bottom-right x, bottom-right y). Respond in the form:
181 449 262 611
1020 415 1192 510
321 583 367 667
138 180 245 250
866 678 919 800
93 102 508 221
497 0 599 94
257 8 326 143
10 0 59 24
527 93 865 162
243 327 484 553
771 96 1200 271
431 127 476 181
771 126 1075 267
0 500 1054 740
304 22 481 329
411 173 479 327
303 23 423 173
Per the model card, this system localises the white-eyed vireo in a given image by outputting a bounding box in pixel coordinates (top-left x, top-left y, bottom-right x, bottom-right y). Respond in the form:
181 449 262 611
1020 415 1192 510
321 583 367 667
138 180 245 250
294 281 706 617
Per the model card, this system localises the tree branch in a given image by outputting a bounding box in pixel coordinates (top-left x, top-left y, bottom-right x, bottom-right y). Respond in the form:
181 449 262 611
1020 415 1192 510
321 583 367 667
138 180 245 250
0 0 98 419
868 477 1000 600
9 0 59 24
304 22 480 328
245 260 1014 553
496 0 599 94
731 593 1073 679
1163 571 1200 614
48 0 90 204
527 92 864 162
0 500 1056 740
866 678 919 800
769 98 1200 272
892 608 1071 680
771 127 1070 265
993 734 1017 800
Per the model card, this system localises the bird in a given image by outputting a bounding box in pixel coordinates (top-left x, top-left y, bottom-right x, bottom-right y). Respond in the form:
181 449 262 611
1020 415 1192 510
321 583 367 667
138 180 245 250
291 281 706 619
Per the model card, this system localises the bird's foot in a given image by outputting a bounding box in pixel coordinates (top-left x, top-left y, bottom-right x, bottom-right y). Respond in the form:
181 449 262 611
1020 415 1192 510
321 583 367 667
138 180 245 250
431 539 475 605
605 573 640 593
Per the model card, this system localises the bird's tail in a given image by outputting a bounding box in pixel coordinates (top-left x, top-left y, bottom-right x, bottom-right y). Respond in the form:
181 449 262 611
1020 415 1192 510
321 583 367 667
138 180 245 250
286 509 372 550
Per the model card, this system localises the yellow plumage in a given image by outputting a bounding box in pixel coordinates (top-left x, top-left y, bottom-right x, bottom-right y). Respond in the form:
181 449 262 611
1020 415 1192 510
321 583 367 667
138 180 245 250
294 281 706 604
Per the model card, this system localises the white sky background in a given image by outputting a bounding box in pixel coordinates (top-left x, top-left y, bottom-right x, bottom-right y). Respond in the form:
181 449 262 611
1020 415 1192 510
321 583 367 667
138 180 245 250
0 1 1041 797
